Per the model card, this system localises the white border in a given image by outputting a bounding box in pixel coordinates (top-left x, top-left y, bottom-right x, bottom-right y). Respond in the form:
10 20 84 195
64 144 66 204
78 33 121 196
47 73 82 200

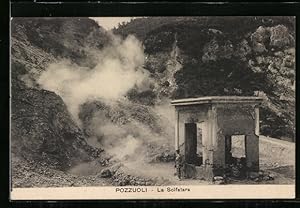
11 185 295 200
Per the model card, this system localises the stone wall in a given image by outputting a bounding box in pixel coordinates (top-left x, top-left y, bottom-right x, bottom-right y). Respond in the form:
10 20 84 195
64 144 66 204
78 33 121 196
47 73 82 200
174 101 260 180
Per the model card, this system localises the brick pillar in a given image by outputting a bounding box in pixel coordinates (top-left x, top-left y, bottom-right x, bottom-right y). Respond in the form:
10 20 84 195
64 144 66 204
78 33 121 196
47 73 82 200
245 134 259 172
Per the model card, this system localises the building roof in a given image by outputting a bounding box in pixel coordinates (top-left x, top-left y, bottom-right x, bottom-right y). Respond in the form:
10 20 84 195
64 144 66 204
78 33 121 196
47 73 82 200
171 96 263 106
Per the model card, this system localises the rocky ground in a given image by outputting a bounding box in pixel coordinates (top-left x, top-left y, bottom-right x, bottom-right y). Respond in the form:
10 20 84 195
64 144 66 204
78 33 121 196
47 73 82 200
12 154 110 188
12 136 295 188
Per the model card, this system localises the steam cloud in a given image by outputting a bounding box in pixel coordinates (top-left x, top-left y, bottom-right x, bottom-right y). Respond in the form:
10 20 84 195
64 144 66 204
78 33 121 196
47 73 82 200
37 35 151 123
88 110 172 161
37 34 173 164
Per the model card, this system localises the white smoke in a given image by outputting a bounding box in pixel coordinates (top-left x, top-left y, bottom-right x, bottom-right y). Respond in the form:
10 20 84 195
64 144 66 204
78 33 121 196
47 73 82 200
37 33 174 164
37 35 151 123
87 109 170 162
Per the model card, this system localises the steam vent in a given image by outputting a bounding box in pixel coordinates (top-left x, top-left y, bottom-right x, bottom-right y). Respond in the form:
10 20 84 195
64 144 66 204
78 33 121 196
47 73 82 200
171 96 263 180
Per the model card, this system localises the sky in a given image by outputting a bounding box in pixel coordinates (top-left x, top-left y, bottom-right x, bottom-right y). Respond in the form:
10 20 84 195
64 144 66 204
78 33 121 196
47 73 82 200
90 17 139 30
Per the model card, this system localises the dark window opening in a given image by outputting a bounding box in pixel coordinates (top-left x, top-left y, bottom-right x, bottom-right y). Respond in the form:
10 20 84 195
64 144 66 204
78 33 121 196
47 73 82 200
225 135 247 166
184 123 203 166
225 135 247 178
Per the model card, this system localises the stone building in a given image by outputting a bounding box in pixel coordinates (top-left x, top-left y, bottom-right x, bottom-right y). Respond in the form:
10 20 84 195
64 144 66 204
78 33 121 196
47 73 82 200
171 96 263 180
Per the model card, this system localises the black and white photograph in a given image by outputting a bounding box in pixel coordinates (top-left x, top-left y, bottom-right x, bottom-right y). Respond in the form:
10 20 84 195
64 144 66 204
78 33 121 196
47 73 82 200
10 16 295 199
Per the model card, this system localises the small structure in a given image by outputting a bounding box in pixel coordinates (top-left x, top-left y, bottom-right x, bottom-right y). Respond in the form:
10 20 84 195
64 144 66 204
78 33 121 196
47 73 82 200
171 96 263 180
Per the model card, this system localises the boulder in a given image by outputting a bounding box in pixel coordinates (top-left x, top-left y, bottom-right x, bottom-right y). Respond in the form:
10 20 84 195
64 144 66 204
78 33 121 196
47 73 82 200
269 173 275 179
270 25 290 48
99 168 112 178
213 176 225 185
213 176 224 181
249 172 259 180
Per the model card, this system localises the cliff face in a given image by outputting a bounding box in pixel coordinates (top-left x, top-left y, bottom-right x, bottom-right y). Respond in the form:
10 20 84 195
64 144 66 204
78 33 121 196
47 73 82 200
115 17 295 140
11 17 110 170
11 17 111 80
11 86 102 170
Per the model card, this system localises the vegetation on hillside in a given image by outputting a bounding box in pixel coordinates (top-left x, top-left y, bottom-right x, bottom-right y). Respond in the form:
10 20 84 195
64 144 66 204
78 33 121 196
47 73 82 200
115 16 295 140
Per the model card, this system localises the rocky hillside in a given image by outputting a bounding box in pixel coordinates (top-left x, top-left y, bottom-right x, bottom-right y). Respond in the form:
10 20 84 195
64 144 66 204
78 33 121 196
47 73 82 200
11 17 174 171
11 80 103 170
11 17 112 170
114 16 295 140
